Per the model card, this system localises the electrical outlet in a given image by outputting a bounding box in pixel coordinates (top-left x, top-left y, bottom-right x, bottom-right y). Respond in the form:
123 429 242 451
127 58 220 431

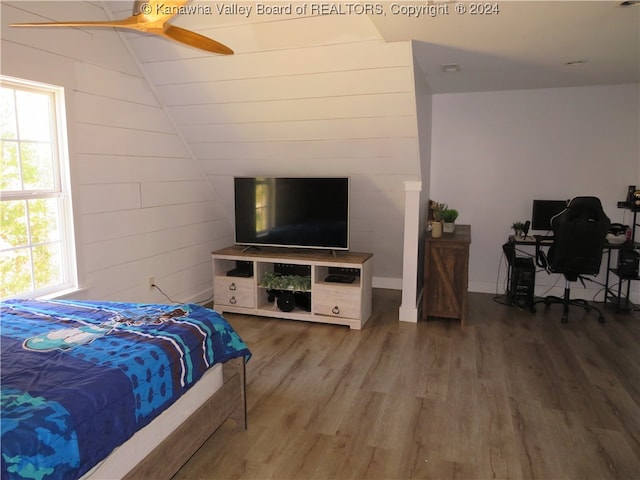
148 276 155 291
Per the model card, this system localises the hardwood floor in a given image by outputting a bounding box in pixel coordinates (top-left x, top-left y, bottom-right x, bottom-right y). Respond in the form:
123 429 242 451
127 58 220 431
174 290 640 479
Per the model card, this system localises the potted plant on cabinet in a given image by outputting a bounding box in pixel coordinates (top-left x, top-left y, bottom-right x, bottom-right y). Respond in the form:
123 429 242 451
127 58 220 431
431 202 446 238
512 221 526 238
442 208 459 233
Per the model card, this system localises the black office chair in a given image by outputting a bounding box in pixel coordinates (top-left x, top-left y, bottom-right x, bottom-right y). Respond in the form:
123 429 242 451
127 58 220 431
533 196 610 323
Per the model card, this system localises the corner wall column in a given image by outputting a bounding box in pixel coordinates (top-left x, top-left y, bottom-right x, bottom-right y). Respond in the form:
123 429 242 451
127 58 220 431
399 180 422 322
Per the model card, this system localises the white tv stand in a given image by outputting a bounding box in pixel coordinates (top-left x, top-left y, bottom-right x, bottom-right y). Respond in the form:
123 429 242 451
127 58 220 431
211 246 373 329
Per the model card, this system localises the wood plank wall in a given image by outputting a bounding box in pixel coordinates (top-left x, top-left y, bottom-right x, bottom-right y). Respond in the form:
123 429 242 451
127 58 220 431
127 10 423 284
2 1 426 296
1 1 234 302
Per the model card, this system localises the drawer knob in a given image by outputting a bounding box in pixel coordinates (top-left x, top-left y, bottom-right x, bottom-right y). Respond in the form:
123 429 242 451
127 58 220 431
229 283 237 291
229 296 237 304
332 306 340 315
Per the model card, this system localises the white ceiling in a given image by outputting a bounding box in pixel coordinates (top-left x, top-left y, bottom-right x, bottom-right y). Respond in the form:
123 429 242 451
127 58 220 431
371 0 640 93
105 1 639 94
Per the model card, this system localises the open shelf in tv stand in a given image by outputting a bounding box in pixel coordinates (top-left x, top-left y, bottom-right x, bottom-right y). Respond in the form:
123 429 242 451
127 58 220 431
211 246 373 329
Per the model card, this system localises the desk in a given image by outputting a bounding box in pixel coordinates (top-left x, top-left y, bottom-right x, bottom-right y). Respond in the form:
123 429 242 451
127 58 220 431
511 235 550 246
510 235 639 312
511 235 637 253
604 244 640 312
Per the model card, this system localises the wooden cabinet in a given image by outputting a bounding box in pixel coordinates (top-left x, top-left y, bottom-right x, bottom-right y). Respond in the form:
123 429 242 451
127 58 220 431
212 246 373 329
423 225 471 324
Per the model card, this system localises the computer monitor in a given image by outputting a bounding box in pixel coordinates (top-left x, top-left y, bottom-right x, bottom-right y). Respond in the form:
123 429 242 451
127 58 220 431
531 199 568 231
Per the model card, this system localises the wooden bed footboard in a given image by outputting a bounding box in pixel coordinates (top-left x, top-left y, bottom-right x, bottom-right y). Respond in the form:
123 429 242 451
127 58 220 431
123 357 247 479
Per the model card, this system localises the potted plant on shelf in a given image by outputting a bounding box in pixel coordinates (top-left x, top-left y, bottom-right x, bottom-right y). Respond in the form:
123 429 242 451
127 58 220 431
260 272 311 292
512 221 526 238
260 272 311 312
442 208 459 233
431 202 447 238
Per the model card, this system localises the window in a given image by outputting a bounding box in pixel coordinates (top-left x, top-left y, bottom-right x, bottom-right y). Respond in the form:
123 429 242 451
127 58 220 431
1 76 76 299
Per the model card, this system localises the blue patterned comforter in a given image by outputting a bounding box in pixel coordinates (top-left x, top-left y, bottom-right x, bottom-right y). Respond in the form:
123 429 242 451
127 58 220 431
0 299 251 480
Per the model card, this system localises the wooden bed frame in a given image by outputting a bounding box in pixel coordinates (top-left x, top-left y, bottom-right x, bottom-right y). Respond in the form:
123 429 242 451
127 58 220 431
122 357 247 479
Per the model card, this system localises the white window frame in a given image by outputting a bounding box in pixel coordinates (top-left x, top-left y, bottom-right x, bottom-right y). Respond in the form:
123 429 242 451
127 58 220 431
1 75 77 299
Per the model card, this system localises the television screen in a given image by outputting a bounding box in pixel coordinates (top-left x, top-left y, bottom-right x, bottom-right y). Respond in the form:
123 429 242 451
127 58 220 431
531 199 568 231
234 177 350 250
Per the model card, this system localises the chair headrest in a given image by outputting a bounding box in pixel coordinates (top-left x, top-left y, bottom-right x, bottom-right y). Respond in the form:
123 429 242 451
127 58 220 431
565 196 604 211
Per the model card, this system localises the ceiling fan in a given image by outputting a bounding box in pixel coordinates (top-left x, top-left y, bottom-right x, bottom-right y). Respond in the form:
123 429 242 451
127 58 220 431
10 0 233 55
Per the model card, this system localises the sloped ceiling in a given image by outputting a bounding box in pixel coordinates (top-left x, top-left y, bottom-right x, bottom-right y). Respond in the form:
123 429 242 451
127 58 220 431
100 1 640 93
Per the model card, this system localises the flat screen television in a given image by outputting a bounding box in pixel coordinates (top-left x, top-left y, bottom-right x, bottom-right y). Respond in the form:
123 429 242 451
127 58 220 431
531 199 568 231
234 177 350 250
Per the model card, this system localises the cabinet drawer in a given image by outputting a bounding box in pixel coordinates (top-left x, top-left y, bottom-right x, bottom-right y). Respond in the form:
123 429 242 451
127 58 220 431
214 277 255 308
314 284 360 319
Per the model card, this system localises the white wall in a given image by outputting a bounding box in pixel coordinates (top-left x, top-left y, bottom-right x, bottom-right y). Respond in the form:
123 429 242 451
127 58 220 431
430 84 640 302
1 1 233 303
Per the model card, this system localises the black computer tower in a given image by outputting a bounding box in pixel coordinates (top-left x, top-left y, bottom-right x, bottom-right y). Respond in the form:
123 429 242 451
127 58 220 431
508 258 536 309
617 248 639 278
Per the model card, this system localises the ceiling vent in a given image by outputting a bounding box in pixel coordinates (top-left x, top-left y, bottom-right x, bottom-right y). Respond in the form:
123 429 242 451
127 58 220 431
441 63 461 73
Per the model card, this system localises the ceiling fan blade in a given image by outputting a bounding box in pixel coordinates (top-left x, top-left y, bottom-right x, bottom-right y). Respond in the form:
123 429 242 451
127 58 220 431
9 0 187 29
10 1 234 55
10 16 141 29
161 24 233 55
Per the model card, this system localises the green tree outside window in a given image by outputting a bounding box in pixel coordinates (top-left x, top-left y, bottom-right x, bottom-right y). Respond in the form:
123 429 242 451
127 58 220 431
1 79 75 299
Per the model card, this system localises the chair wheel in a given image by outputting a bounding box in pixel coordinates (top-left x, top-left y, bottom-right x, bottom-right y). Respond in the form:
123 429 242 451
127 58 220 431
561 316 568 324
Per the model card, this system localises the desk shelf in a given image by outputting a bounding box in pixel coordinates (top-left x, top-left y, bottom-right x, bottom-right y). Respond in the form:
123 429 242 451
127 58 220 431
605 266 639 313
603 204 639 313
605 285 637 313
609 268 640 282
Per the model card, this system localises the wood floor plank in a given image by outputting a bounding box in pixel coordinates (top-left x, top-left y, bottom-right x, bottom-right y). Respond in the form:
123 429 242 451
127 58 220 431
174 290 640 480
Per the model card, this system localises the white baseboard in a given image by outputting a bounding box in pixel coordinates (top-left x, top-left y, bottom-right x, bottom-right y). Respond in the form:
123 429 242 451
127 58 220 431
470 280 639 305
372 276 403 290
183 287 214 306
399 305 419 323
468 281 506 296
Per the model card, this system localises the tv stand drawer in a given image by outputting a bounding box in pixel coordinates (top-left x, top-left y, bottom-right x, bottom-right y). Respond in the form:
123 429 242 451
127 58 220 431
313 284 361 320
214 277 255 308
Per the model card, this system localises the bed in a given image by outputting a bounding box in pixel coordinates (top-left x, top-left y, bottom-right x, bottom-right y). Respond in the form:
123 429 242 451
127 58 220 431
0 298 251 480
